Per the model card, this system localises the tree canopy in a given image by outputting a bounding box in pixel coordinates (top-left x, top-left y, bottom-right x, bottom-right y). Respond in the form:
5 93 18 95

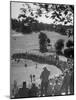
18 3 74 25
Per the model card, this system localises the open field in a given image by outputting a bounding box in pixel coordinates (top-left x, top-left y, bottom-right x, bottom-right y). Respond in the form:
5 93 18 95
10 60 62 87
11 30 73 54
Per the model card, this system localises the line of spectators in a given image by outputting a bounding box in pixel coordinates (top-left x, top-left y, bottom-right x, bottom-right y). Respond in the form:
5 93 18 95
11 61 74 98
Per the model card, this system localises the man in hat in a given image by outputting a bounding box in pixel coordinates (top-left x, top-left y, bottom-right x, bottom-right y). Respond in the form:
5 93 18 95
40 67 50 96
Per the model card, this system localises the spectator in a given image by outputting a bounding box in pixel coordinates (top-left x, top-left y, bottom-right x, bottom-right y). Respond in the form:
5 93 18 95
60 69 70 95
28 83 38 97
40 67 50 96
16 81 29 98
12 80 18 98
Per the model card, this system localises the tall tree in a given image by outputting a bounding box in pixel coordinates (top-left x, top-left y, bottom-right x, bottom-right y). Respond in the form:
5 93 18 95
55 39 64 54
39 32 49 53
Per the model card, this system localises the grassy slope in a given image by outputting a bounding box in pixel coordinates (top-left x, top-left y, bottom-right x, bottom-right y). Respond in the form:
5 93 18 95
11 30 73 55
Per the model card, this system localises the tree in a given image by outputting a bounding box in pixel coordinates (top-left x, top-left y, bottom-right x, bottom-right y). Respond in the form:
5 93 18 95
39 32 49 53
11 3 74 34
19 17 38 33
11 19 20 31
50 4 74 25
19 3 74 25
55 39 64 54
66 40 74 48
64 48 74 58
64 40 74 58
